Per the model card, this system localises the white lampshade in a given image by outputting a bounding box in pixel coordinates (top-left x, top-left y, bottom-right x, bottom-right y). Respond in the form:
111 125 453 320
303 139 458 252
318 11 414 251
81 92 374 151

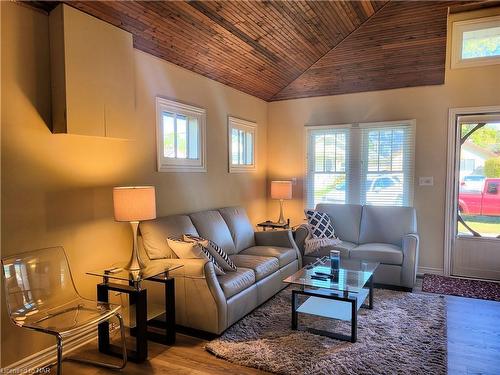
271 181 292 200
113 186 156 222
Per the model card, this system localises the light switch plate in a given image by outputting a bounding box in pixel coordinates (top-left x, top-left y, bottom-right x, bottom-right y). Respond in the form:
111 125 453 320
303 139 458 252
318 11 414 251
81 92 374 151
419 176 434 186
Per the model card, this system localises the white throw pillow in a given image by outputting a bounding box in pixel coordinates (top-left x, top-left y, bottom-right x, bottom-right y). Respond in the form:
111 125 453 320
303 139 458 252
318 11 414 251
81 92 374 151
167 237 225 275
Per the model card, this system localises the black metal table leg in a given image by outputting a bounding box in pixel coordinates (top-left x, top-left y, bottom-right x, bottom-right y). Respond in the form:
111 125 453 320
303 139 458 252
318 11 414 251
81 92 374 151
351 299 357 343
368 275 374 310
165 278 176 344
291 290 298 330
97 284 110 353
130 288 148 362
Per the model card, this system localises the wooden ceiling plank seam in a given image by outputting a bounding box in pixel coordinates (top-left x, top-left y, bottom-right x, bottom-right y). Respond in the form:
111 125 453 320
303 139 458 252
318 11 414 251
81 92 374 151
305 1 349 42
235 0 317 67
269 1 330 59
304 1 339 36
186 1 284 65
230 0 316 72
360 1 376 17
330 1 357 31
344 1 367 26
232 2 312 69
293 1 342 48
260 2 323 65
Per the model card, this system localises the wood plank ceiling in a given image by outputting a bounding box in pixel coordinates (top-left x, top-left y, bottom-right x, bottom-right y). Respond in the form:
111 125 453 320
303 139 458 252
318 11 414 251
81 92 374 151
26 1 459 101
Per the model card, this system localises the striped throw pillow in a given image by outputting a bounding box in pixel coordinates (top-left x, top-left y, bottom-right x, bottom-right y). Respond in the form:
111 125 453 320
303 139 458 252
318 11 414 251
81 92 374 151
166 236 225 276
183 234 237 272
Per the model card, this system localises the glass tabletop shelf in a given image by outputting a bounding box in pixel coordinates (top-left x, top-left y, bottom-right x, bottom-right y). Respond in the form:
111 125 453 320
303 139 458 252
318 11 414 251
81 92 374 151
283 257 379 294
87 261 183 284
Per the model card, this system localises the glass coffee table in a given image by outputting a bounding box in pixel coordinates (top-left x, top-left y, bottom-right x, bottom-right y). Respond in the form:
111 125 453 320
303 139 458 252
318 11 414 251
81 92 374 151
283 257 378 343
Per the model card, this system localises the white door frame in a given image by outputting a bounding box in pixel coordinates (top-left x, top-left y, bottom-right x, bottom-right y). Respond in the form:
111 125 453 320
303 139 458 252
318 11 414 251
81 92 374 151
444 105 500 276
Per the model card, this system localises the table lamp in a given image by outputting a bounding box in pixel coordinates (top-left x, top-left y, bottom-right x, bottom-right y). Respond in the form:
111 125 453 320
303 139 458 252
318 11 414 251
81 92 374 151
271 180 292 224
113 186 156 271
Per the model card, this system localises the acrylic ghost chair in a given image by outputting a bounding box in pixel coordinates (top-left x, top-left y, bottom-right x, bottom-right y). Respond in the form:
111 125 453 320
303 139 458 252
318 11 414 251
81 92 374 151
1 246 127 374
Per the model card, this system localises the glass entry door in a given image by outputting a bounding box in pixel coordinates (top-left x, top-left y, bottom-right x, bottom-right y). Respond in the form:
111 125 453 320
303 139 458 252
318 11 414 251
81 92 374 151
451 113 500 280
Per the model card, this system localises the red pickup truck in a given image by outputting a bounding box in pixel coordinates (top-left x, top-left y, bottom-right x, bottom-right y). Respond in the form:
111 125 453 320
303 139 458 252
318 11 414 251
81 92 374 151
459 178 500 216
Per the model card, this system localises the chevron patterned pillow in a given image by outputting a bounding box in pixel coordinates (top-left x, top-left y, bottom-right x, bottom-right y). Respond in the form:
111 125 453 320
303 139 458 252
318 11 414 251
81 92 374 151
183 234 237 272
167 236 225 275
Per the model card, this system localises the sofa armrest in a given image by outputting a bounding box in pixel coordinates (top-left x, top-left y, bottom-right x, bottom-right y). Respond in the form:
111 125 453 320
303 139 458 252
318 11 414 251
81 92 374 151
163 258 208 279
401 233 419 289
255 230 302 267
292 224 308 256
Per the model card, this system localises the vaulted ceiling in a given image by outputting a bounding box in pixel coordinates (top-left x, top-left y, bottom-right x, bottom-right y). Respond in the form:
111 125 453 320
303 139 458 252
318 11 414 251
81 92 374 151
26 1 477 101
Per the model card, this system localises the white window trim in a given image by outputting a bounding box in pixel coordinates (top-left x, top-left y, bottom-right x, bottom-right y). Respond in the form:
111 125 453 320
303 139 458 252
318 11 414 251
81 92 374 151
228 116 257 173
156 97 207 172
304 120 415 208
451 15 500 69
304 124 352 208
359 120 416 207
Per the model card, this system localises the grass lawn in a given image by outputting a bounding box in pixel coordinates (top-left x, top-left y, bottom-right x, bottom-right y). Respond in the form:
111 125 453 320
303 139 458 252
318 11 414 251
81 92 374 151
458 215 500 237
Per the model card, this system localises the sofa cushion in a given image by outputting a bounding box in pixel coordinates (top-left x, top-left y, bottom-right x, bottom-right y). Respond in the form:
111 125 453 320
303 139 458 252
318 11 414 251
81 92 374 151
358 205 417 247
316 203 363 244
349 243 403 265
219 207 255 252
305 241 357 259
139 215 199 259
229 255 279 281
240 246 296 267
217 268 255 299
189 210 237 255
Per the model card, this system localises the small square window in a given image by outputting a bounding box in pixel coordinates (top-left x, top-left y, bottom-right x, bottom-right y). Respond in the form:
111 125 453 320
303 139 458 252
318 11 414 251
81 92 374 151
228 116 256 173
451 15 500 69
156 97 206 172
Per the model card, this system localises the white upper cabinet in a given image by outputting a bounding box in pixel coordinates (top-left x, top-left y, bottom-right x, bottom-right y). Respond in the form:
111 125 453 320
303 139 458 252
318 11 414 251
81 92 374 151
49 4 135 138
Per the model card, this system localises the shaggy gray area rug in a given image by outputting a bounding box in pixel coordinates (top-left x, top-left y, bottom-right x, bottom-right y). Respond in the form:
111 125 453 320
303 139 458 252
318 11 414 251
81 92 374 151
206 288 446 374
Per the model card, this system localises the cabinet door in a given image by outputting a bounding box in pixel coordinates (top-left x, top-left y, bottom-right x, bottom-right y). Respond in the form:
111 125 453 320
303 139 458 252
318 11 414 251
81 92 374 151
63 5 107 137
50 4 135 138
102 31 135 139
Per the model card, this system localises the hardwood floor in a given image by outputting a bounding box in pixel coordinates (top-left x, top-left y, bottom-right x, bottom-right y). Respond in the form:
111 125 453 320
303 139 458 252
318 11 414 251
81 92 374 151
50 282 500 375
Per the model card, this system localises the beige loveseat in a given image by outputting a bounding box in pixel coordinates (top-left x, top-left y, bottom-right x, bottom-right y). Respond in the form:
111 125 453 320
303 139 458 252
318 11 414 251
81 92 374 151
138 207 301 335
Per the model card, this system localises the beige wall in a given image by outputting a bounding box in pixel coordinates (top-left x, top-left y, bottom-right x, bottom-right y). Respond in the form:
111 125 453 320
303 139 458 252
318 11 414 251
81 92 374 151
1 2 267 366
267 8 500 274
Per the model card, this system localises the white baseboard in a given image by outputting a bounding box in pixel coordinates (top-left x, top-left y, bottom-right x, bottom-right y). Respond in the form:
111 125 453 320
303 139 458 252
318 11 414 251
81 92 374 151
2 329 97 373
418 266 444 276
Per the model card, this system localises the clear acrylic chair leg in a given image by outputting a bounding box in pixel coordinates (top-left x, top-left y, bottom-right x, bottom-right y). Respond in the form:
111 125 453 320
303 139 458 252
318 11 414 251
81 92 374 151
54 313 127 374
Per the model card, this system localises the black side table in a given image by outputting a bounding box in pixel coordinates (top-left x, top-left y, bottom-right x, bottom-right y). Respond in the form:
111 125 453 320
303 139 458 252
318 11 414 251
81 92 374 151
87 262 182 363
257 219 290 231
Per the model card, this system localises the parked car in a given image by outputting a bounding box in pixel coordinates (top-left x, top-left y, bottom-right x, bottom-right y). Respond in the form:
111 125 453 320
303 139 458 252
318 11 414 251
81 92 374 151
458 178 500 216
366 175 403 205
460 175 486 192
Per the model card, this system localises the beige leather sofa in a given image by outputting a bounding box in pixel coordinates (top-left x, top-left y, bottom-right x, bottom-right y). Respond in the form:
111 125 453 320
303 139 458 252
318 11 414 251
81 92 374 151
294 204 419 289
138 207 301 335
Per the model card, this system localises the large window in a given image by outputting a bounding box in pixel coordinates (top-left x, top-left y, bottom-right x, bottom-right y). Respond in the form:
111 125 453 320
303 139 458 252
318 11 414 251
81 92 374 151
451 15 500 69
156 97 206 172
306 121 415 208
228 116 256 173
306 127 349 205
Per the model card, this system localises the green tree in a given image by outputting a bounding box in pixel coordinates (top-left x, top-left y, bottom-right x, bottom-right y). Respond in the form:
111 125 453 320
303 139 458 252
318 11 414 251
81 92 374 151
484 157 500 178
